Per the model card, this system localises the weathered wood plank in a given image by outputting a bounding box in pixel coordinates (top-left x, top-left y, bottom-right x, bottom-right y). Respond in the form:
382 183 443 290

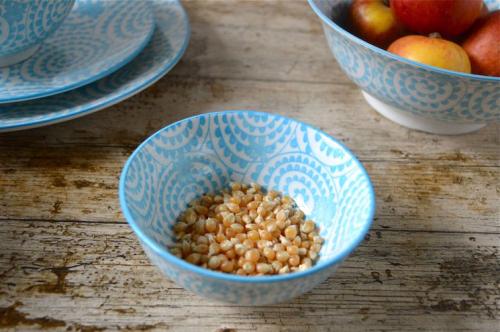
1 77 498 159
183 0 321 34
175 3 336 84
0 220 498 331
1 140 498 232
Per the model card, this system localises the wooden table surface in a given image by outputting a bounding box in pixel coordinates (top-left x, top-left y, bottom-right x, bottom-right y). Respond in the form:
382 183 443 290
1 1 499 331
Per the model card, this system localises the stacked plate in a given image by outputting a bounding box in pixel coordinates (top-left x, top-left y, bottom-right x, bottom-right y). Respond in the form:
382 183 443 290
0 0 190 132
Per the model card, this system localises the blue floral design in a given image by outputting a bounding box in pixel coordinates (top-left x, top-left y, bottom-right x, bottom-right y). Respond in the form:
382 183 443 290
0 0 74 58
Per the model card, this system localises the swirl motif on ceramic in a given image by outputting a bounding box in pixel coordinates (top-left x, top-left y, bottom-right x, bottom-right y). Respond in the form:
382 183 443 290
210 113 298 173
0 0 189 132
0 0 155 103
310 0 500 125
143 244 337 304
0 0 75 65
120 111 375 305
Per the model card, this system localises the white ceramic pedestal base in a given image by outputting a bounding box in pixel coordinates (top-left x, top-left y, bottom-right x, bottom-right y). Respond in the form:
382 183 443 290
362 91 486 135
0 44 40 67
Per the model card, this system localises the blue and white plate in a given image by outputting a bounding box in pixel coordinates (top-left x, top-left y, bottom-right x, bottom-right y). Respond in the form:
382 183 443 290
0 0 155 103
0 0 189 132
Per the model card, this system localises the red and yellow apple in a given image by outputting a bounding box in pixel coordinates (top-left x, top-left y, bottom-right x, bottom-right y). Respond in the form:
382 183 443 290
390 0 483 38
388 35 471 73
349 0 405 48
462 11 500 76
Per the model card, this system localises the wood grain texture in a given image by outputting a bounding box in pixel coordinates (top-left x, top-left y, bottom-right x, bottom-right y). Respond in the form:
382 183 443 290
1 143 499 233
0 221 498 331
0 0 499 331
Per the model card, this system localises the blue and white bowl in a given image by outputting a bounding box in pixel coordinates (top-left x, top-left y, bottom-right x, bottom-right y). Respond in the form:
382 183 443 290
0 0 75 67
309 0 500 135
120 111 375 305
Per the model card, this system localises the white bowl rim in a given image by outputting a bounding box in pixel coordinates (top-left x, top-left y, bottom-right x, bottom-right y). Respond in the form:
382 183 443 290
119 110 376 284
308 0 500 82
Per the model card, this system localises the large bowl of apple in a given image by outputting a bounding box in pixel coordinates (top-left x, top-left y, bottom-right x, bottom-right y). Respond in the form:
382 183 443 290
308 0 499 135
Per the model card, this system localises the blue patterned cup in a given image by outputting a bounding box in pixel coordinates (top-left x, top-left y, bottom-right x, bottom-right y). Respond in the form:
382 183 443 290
0 0 75 67
120 111 375 305
309 0 500 135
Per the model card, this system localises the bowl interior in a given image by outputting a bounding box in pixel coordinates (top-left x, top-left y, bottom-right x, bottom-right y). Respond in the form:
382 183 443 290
121 111 374 267
312 0 500 27
312 0 350 28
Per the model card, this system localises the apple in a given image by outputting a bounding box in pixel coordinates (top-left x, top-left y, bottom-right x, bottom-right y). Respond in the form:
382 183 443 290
349 0 405 48
388 35 471 73
390 0 483 38
462 11 500 76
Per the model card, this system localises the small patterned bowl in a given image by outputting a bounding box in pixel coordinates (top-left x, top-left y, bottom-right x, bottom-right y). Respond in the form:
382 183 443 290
309 0 500 135
0 0 75 66
120 111 375 305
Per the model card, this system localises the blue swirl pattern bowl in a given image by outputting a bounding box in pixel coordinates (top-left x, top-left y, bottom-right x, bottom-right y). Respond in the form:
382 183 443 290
0 0 75 67
120 111 375 305
309 0 500 135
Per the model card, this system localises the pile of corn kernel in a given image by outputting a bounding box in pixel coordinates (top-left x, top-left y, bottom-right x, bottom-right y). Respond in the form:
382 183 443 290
169 182 324 276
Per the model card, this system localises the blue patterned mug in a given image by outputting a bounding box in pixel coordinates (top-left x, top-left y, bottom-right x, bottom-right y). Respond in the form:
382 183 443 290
0 0 75 66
